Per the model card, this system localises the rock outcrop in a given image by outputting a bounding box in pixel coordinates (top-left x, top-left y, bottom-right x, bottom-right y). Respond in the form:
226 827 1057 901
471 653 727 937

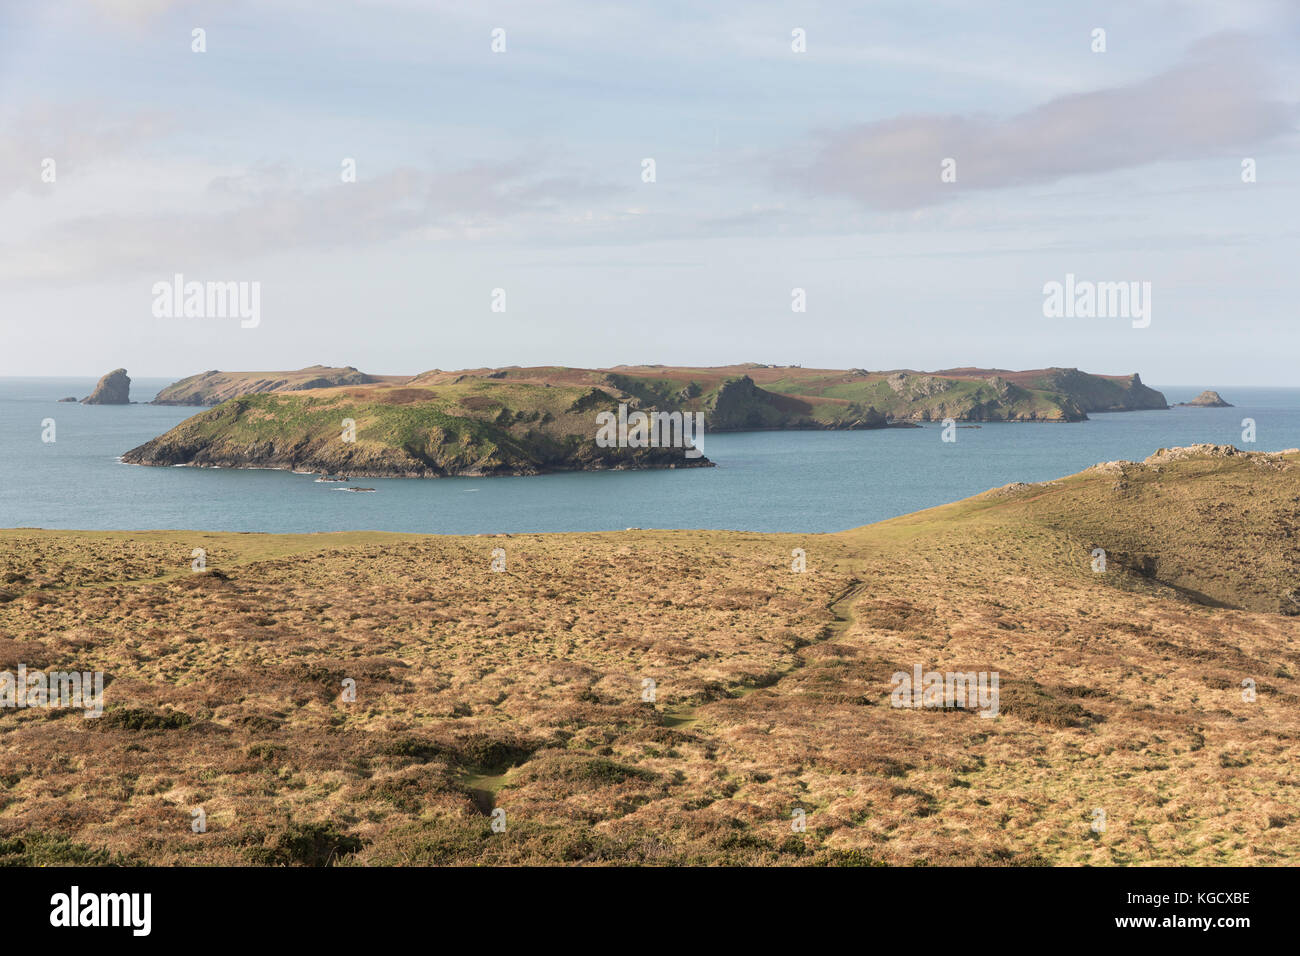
1174 390 1232 407
886 372 952 400
81 369 131 405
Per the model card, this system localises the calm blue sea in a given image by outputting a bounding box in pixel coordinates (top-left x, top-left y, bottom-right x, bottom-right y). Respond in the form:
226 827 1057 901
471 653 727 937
1 377 1297 534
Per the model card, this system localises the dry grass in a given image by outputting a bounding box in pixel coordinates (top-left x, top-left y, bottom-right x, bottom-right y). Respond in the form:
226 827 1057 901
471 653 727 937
0 448 1297 865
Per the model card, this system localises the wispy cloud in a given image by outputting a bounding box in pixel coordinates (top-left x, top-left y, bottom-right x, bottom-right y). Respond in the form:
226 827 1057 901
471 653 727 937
789 34 1296 210
0 103 168 199
0 160 618 282
84 0 193 22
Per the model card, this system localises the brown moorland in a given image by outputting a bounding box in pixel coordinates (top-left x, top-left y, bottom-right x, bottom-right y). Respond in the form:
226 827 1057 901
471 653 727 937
0 445 1296 866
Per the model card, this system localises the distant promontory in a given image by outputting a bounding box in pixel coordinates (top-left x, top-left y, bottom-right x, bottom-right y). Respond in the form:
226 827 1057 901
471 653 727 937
151 365 391 405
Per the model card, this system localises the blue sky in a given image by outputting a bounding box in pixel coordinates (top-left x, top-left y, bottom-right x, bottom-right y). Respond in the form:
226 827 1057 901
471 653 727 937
1 0 1297 383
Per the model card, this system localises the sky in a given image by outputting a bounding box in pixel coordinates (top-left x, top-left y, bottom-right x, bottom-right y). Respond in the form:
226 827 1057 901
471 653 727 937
1 0 1297 384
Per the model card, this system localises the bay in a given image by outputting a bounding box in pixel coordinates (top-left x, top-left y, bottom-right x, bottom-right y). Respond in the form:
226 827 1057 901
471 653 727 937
1 377 1296 534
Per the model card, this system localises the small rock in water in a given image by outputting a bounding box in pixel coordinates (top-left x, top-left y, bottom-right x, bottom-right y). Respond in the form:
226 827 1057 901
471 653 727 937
1173 390 1232 408
82 368 131 405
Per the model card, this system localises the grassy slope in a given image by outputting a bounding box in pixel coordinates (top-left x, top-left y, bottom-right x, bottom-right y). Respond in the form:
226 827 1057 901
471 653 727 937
123 382 711 476
151 366 406 405
2 446 1294 865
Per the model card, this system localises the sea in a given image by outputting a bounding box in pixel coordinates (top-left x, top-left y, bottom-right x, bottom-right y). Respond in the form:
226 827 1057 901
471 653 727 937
1 377 1297 534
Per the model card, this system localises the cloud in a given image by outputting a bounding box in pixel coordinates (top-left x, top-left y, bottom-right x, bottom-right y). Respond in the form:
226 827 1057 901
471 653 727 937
790 33 1296 210
0 160 620 282
84 0 192 22
0 104 168 199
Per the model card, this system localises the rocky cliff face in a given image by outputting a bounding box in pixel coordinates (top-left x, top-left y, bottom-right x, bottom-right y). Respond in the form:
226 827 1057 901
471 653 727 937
704 376 888 430
82 368 131 405
884 372 1085 422
1028 368 1167 412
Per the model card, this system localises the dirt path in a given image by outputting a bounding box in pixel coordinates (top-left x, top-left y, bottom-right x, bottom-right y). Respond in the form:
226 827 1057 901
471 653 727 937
457 578 869 814
660 577 867 732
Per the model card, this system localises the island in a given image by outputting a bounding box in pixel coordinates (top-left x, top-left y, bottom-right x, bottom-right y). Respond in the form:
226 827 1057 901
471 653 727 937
122 364 1168 477
1174 390 1232 407
81 368 131 405
123 377 714 477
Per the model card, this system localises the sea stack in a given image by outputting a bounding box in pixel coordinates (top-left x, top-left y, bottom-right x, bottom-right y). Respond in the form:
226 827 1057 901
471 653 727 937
1175 390 1232 408
82 368 131 405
